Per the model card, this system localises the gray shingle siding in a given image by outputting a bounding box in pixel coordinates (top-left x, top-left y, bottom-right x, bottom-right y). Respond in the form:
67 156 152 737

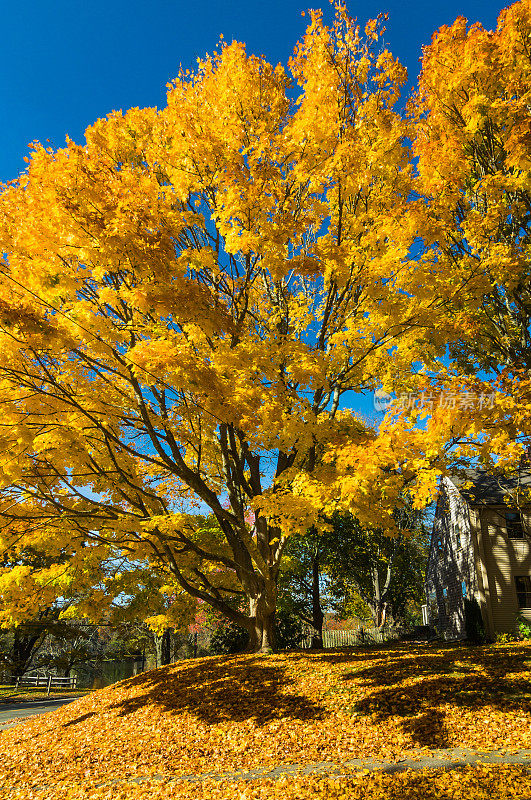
426 477 478 639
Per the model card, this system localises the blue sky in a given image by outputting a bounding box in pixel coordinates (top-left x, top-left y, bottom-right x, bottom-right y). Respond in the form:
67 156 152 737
1 0 504 184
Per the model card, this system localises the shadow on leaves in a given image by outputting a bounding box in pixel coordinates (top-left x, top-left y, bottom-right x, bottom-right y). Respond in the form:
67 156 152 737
62 711 97 728
105 655 324 727
343 643 531 748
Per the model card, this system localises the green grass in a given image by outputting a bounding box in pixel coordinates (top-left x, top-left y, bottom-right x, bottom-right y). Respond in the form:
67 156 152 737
0 684 90 703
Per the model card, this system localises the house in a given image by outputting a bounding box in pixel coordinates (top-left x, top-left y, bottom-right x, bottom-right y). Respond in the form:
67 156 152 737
425 469 531 640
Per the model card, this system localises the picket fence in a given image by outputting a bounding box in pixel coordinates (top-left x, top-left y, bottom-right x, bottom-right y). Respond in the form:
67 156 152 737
300 626 398 649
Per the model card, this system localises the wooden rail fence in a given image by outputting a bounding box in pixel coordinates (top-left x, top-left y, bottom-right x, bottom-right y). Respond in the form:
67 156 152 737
14 674 77 695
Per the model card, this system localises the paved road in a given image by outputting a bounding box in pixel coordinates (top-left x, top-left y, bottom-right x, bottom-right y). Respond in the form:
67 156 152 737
0 698 80 729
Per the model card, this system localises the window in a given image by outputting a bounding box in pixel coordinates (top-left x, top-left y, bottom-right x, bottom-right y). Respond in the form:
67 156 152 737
461 581 467 599
454 524 462 551
515 576 531 608
506 511 524 539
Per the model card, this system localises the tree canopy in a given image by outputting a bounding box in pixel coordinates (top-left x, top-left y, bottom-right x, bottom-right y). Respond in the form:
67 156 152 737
0 5 425 651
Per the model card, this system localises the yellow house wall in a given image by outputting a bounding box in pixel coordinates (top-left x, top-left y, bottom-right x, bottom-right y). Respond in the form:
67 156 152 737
480 507 531 634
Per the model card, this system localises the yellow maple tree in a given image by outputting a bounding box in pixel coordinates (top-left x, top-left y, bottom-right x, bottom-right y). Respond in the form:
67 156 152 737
0 4 430 651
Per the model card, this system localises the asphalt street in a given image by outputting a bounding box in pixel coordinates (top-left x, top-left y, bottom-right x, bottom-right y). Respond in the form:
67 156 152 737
0 698 80 729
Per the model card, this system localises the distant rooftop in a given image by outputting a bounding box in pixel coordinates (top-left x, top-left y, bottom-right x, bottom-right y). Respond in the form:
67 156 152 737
448 468 531 506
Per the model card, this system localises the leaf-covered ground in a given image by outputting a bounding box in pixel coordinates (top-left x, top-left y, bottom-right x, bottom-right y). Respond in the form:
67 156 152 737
13 766 531 800
1 641 530 799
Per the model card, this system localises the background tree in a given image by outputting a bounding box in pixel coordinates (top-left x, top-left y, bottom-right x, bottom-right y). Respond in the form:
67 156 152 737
325 509 429 629
0 615 52 679
0 5 424 652
32 621 107 679
277 502 429 644
278 527 336 649
0 543 75 678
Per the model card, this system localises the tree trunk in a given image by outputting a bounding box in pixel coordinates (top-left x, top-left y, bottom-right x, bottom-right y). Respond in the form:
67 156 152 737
368 600 388 628
310 552 324 649
374 541 396 629
152 629 173 667
371 561 381 627
154 633 162 668
246 589 277 653
161 629 172 665
374 601 388 628
371 553 391 628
